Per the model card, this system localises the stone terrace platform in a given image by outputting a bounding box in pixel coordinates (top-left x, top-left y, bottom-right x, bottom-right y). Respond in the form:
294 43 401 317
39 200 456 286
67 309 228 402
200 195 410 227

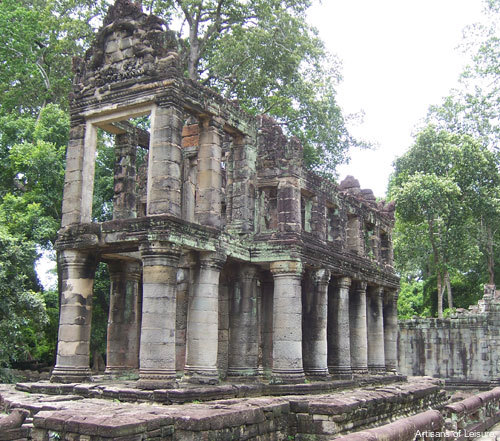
0 377 448 441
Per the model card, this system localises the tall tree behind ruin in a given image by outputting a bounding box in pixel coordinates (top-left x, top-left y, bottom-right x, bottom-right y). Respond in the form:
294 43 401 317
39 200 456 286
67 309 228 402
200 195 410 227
390 126 500 318
142 0 363 172
424 0 500 288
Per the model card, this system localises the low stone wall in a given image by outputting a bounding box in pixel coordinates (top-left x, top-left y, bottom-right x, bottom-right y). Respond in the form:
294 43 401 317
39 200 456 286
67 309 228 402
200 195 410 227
398 286 500 385
444 387 500 439
332 410 444 441
332 387 500 441
0 380 446 441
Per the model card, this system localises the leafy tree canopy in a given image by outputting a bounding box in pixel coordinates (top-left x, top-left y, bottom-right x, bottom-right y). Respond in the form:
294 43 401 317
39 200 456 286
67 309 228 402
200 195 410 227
143 0 361 172
390 126 500 318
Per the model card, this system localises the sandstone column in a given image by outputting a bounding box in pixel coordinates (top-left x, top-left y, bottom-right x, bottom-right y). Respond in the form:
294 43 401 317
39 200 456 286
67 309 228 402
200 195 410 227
185 252 225 384
260 273 274 375
138 243 180 389
113 132 137 219
328 277 352 378
367 286 386 373
147 100 183 216
303 269 330 377
61 119 98 227
175 253 195 373
270 261 305 382
195 117 223 227
228 265 259 377
228 134 257 232
349 281 368 374
105 261 142 375
51 250 96 383
384 289 398 373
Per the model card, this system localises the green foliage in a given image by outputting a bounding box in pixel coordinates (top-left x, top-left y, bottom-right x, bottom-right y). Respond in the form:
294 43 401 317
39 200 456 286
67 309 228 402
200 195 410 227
0 104 67 247
397 280 429 319
0 226 48 366
390 125 500 317
90 263 110 363
144 0 361 172
93 132 116 222
0 0 98 116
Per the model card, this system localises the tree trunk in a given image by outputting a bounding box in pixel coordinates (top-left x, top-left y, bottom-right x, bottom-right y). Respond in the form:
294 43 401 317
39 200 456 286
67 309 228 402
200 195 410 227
487 225 495 285
437 271 443 319
444 269 453 310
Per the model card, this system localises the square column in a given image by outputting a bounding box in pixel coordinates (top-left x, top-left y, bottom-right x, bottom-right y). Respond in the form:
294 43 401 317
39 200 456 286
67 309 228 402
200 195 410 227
367 286 386 373
138 243 180 389
384 289 399 373
61 119 97 227
228 134 257 232
105 261 142 375
113 132 137 219
228 265 259 377
270 261 305 383
195 117 224 227
147 101 183 217
303 269 330 378
349 281 368 374
277 178 301 233
328 277 352 379
185 252 226 384
51 250 96 383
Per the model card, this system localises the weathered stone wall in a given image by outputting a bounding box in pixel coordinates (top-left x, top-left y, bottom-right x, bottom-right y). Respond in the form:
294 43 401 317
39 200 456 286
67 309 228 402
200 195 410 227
1 380 446 441
335 387 500 441
398 286 500 385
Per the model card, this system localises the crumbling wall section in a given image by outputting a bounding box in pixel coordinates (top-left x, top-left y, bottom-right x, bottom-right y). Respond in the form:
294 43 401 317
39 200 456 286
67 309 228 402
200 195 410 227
398 286 500 385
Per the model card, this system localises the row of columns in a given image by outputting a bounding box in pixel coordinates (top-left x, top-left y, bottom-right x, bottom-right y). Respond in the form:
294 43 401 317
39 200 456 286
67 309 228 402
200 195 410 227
52 250 398 385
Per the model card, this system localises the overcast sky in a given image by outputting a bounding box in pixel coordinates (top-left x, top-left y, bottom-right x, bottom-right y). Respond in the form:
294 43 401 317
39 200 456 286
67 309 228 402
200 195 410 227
308 0 485 197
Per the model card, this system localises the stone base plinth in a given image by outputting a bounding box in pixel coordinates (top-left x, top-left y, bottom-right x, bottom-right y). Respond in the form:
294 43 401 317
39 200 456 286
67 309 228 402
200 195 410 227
50 366 92 384
271 368 305 384
329 366 352 380
304 368 330 379
137 369 177 390
184 366 219 385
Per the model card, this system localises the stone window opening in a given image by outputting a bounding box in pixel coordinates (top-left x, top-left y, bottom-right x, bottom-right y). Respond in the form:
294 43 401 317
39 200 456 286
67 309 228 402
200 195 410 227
90 112 152 222
364 222 375 259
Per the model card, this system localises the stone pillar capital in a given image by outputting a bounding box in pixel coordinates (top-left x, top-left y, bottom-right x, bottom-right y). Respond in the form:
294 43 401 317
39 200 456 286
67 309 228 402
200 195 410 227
353 280 367 292
384 287 399 305
60 249 97 269
179 250 197 269
313 268 331 286
199 251 226 270
199 115 225 132
371 285 384 298
108 260 142 282
140 241 181 265
269 260 303 277
239 264 259 281
334 276 352 290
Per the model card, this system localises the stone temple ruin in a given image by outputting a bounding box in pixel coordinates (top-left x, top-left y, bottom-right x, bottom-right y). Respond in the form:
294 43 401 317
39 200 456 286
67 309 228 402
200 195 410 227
6 1 500 440
51 0 400 388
